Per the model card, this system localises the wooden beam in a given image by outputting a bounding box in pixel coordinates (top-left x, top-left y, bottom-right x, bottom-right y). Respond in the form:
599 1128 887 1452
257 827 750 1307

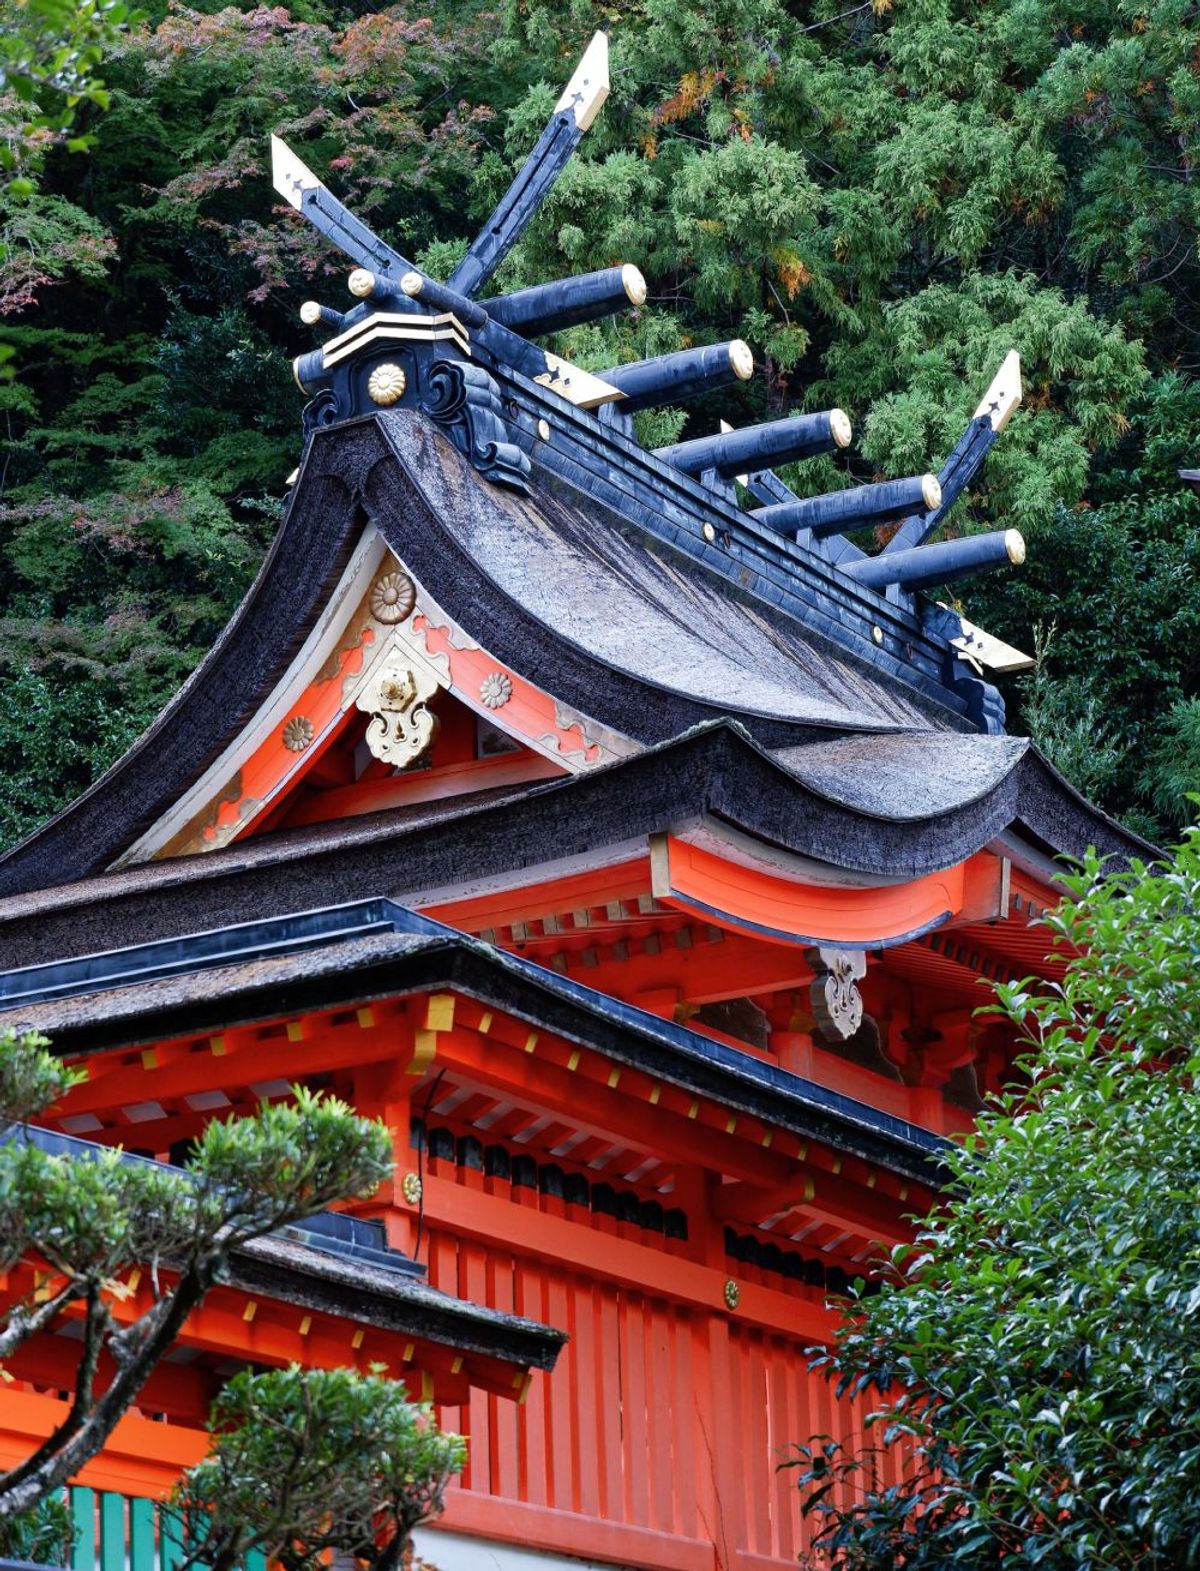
432 1027 799 1190
422 1174 836 1344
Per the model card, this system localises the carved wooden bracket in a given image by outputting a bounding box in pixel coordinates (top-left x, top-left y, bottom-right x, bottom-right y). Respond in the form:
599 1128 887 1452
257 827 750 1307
806 946 867 1043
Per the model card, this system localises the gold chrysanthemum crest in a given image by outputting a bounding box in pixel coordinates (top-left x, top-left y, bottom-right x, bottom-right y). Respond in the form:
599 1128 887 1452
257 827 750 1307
367 362 407 405
480 671 513 709
282 716 314 752
370 570 416 625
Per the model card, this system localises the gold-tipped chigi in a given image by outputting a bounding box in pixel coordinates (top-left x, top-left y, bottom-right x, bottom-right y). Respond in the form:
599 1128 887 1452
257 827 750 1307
554 32 609 131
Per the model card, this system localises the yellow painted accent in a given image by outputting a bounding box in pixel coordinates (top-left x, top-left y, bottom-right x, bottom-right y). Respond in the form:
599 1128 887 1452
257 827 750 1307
899 1184 910 1202
478 1011 493 1034
243 1302 257 1323
409 1029 438 1075
286 1021 305 1043
516 1372 534 1405
352 1329 365 1349
762 1131 773 1149
725 1115 737 1134
796 1142 808 1162
649 1085 661 1105
450 1356 463 1375
421 1371 434 1402
567 1050 581 1072
0 1366 12 1384
209 1035 226 1056
140 1049 157 1069
424 994 456 1032
127 1269 141 1293
356 1007 375 1029
867 1173 877 1189
402 1343 415 1363
607 1068 621 1089
524 1032 539 1054
299 1316 312 1337
831 1157 842 1175
687 1099 700 1120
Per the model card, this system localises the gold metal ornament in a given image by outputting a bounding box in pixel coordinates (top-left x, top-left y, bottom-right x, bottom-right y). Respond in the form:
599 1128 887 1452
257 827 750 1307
282 716 315 752
401 1172 423 1205
368 362 407 406
370 570 416 625
355 663 438 768
480 671 513 710
723 1279 741 1310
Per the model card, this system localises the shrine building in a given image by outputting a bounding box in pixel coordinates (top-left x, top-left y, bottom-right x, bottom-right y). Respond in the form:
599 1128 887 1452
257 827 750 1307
0 33 1150 1571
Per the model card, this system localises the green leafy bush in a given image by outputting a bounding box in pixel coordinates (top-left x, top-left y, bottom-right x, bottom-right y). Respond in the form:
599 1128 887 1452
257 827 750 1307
788 833 1200 1568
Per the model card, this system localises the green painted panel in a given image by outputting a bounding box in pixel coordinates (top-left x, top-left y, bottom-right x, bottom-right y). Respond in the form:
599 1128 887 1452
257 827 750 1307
98 1493 125 1571
69 1486 96 1571
159 1506 185 1571
129 1497 155 1571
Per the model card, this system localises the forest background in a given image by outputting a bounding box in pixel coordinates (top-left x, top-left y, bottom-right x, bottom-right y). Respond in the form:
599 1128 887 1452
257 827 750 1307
1 0 1198 850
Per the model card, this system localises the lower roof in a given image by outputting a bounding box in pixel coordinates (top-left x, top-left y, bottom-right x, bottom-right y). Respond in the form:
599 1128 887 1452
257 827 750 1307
8 1124 561 1371
0 898 946 1189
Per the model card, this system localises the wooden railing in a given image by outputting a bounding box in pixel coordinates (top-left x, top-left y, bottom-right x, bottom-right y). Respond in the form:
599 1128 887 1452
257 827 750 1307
67 1488 265 1571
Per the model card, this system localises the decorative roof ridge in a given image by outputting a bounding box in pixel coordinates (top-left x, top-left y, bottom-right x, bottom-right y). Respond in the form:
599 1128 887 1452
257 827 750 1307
271 32 1031 729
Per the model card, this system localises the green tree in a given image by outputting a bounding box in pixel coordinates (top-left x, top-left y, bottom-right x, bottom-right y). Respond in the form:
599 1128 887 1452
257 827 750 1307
6 0 1200 845
0 1027 393 1521
788 832 1200 1568
173 1366 465 1571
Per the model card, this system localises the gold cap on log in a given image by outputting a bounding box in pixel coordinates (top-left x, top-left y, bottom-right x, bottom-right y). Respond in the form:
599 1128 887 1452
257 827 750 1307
348 268 377 298
1005 529 1026 565
921 473 943 511
830 409 852 448
729 340 754 381
299 300 323 325
622 264 648 306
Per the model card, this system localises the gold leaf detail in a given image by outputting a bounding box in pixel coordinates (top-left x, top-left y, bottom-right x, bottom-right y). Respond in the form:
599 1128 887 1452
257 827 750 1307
282 716 315 752
370 570 416 625
368 362 407 405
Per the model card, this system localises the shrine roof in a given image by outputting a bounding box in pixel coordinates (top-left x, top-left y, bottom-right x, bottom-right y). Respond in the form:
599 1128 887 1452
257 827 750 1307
0 33 1151 906
0 412 986 900
0 722 1155 971
0 900 945 1187
8 1125 562 1370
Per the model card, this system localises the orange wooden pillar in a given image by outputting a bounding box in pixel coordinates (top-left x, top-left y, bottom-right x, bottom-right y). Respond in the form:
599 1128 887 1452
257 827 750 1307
673 1166 747 1563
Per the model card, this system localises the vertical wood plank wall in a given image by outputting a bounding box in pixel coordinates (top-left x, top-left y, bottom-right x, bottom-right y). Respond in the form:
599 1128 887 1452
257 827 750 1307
424 1215 896 1571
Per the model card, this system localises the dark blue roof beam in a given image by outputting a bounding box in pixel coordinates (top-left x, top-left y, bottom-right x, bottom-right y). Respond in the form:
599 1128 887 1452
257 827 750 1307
882 351 1022 556
487 264 647 338
272 136 418 284
447 34 609 299
844 528 1026 592
656 406 851 476
396 271 552 384
756 472 942 540
601 341 756 414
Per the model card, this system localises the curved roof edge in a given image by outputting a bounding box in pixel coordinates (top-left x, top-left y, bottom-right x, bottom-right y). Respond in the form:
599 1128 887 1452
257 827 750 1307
0 410 994 900
0 721 1155 974
0 900 946 1188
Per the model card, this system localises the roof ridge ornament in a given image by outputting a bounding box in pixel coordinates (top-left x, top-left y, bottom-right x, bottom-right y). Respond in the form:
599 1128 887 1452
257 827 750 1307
271 43 1029 722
